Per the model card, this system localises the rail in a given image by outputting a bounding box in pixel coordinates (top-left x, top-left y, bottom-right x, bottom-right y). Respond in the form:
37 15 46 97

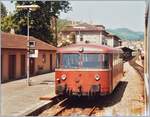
129 54 148 116
129 54 144 79
88 106 96 116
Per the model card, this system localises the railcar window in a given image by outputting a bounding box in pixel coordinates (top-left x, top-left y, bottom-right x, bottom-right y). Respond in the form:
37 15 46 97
56 53 60 68
82 54 109 69
57 53 109 69
62 54 80 68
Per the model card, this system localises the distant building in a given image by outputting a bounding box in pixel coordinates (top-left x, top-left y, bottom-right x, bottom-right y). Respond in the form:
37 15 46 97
1 32 56 83
106 34 122 47
60 24 108 45
60 23 122 47
122 40 143 51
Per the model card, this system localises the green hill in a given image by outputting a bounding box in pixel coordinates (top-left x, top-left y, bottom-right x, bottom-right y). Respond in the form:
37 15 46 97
106 28 144 40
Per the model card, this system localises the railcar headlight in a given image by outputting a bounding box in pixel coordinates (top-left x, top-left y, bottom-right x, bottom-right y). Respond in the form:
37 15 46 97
61 74 67 80
95 74 100 81
56 78 60 81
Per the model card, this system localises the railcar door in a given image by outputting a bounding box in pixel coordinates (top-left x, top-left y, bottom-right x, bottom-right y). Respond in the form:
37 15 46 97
109 53 113 93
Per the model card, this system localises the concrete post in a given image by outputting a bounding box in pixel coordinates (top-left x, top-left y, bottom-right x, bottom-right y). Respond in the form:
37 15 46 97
144 1 150 115
27 10 31 86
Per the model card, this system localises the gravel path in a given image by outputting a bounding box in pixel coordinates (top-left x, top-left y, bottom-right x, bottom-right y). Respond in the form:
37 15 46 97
102 62 145 116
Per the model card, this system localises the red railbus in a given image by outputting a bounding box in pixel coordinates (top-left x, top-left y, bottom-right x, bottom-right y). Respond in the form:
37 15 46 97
55 44 123 96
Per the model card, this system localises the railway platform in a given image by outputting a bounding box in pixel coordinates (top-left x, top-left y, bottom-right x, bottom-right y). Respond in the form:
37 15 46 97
1 73 55 116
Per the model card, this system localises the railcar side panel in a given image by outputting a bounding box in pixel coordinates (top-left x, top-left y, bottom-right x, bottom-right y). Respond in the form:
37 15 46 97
112 53 123 90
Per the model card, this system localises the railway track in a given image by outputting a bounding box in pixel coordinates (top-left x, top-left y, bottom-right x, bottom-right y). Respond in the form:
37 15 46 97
88 106 96 116
129 55 144 79
40 98 69 116
54 105 98 116
56 105 103 116
40 96 104 116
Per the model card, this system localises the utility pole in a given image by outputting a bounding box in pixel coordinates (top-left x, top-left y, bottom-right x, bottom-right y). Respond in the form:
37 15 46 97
27 9 31 86
16 5 40 86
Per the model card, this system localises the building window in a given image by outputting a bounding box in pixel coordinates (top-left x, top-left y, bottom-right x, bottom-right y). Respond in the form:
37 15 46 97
102 39 105 45
42 54 46 63
104 39 107 45
85 40 90 43
80 34 83 41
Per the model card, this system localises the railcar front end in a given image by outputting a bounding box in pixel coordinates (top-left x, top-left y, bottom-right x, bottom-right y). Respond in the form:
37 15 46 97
55 53 113 96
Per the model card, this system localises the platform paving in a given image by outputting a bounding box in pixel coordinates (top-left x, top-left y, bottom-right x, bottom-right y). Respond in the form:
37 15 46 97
1 73 55 116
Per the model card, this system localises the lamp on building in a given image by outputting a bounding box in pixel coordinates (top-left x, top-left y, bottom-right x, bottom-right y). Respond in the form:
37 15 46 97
16 4 40 86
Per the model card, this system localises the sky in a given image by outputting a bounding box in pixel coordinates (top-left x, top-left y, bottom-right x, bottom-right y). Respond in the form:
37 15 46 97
2 1 146 32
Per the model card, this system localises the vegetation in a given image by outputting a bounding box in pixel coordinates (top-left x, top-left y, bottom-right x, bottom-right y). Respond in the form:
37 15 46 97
1 2 7 18
57 18 83 33
107 28 144 41
57 19 72 33
1 14 19 32
1 1 71 46
1 3 18 33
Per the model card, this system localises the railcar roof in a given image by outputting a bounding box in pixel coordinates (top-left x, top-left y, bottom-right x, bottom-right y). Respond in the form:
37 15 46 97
57 44 123 53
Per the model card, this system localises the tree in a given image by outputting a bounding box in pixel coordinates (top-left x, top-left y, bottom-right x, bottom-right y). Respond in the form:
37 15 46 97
57 19 72 33
69 32 76 44
1 13 19 32
12 1 71 45
1 2 7 18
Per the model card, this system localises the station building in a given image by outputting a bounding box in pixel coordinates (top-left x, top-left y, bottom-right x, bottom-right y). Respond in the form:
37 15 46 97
1 32 57 83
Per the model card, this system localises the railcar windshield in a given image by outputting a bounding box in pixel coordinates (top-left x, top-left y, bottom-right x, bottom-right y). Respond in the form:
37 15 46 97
56 53 110 69
62 54 80 68
82 54 109 68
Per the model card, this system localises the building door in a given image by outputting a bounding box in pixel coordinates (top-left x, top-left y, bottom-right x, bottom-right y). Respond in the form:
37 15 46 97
9 55 16 80
1 54 3 81
50 54 53 71
21 54 26 77
29 58 35 76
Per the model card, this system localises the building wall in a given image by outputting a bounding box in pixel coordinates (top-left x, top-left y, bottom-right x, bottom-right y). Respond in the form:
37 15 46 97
101 35 108 45
61 31 121 47
1 49 27 82
105 37 122 47
107 38 114 47
76 32 103 44
34 50 56 75
113 39 118 47
1 49 56 83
